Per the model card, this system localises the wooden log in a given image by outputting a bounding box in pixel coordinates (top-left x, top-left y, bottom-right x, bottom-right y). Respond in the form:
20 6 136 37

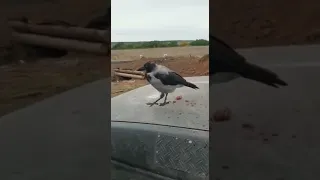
114 72 144 79
114 69 145 76
11 32 109 55
8 20 109 43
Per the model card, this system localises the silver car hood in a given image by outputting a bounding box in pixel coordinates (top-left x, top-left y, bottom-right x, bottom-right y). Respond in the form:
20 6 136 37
111 76 209 131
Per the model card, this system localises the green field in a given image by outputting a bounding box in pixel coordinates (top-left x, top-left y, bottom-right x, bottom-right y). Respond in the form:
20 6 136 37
111 39 208 49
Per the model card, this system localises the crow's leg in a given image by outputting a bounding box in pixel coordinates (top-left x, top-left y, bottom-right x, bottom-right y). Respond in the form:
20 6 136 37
159 93 170 106
146 93 164 107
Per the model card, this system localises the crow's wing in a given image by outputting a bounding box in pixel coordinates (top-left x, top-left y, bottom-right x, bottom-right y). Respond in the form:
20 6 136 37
154 71 187 86
210 34 287 87
210 35 279 76
146 74 152 83
210 34 248 73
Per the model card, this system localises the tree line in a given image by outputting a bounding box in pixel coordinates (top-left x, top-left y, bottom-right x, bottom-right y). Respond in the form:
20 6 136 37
111 39 209 50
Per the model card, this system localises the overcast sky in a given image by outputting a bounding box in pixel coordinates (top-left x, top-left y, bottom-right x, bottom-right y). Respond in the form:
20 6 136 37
111 0 208 42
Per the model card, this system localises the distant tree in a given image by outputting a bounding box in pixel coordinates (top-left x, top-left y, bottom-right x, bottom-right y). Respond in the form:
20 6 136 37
167 41 178 47
139 41 167 48
139 41 152 48
179 41 190 47
112 42 126 49
125 44 135 49
189 39 209 46
112 40 204 50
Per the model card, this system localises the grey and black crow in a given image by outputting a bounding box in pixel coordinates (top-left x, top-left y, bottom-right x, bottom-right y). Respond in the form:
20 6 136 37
140 62 199 107
210 34 288 88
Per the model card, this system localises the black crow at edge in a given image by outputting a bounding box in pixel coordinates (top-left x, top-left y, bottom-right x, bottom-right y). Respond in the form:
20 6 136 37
209 34 288 88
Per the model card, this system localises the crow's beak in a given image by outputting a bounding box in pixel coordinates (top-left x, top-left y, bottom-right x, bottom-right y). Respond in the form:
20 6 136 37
137 66 145 71
136 66 147 79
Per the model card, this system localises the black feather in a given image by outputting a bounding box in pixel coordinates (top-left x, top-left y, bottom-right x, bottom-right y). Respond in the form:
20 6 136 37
154 72 199 89
146 74 152 82
209 34 288 88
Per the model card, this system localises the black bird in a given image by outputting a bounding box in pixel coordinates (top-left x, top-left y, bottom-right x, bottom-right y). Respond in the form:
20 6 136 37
210 34 288 88
140 62 199 107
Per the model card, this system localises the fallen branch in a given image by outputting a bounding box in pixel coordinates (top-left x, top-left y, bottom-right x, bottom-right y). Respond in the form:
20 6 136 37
114 69 145 76
11 32 108 55
8 20 109 43
114 72 145 79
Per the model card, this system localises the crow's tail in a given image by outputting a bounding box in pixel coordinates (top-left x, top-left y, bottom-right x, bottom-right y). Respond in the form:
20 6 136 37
184 81 199 89
240 62 288 88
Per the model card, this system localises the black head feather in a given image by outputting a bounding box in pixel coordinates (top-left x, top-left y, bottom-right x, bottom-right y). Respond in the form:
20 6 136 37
143 61 157 73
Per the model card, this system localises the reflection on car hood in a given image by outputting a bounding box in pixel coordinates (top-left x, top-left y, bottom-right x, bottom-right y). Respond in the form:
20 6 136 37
111 76 209 131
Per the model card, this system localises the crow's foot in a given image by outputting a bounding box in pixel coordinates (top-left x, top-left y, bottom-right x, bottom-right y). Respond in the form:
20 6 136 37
159 102 170 106
146 102 158 107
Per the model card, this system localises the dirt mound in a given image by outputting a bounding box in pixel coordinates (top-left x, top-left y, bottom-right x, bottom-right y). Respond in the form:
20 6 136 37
198 54 209 75
198 54 209 63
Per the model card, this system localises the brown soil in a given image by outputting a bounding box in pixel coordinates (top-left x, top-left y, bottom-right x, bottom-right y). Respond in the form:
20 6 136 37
0 54 107 116
111 80 147 97
111 46 208 61
113 55 209 77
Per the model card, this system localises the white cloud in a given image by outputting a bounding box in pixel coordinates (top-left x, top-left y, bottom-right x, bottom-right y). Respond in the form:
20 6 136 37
111 0 208 42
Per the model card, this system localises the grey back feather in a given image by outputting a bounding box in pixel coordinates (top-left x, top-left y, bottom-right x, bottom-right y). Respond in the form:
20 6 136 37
154 64 172 74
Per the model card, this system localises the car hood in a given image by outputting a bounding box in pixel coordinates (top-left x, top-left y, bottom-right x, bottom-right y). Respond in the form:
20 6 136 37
111 76 209 131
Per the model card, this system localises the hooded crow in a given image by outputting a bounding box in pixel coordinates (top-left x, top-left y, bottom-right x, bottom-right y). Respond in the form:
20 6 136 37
140 62 199 107
210 34 288 88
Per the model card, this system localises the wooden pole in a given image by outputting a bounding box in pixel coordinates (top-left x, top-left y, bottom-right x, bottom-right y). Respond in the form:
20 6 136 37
11 32 108 55
8 20 109 43
114 72 145 79
114 69 145 76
